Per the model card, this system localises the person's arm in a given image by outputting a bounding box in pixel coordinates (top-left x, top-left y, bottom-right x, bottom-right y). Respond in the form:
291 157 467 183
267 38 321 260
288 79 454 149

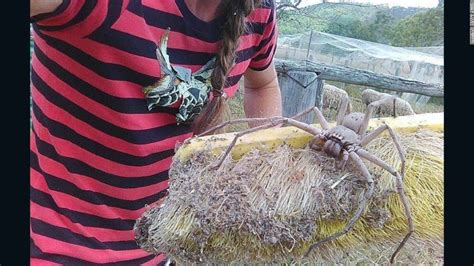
243 61 282 127
30 0 63 17
243 1 280 127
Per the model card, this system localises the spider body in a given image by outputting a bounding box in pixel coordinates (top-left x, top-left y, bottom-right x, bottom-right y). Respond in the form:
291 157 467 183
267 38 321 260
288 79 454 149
198 95 413 263
311 111 366 164
313 125 360 159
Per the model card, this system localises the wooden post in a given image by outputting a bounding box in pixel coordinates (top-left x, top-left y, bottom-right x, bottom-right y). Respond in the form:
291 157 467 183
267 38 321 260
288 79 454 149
277 70 323 124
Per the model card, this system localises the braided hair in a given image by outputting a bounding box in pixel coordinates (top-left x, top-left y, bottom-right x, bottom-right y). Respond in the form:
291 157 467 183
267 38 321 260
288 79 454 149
192 0 263 134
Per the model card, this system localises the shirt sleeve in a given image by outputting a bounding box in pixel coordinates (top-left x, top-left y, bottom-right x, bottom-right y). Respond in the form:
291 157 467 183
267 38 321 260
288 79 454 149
248 2 278 71
30 0 95 31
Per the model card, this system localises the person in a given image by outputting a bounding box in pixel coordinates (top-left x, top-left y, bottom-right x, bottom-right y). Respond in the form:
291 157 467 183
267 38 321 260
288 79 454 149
29 0 282 264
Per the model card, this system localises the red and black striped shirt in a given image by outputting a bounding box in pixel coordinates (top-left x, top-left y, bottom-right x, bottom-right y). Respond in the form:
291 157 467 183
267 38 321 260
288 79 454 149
30 0 277 264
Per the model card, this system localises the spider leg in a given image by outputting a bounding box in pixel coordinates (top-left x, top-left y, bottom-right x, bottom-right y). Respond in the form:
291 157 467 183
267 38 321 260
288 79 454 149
197 117 281 137
211 117 322 168
336 95 351 126
338 150 350 170
392 97 397 118
282 117 322 136
356 148 414 264
360 124 406 178
210 118 284 168
289 106 330 130
304 151 374 257
346 98 352 114
358 95 397 136
199 105 329 137
309 107 330 130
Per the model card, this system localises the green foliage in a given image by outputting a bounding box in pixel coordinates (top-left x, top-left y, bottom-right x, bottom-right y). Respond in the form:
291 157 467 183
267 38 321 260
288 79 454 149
325 17 369 40
323 10 396 43
278 4 423 35
367 11 395 43
277 4 443 47
389 8 444 47
278 4 378 35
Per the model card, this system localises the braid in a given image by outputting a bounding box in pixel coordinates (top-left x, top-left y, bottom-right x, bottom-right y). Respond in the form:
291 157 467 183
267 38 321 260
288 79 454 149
192 0 262 135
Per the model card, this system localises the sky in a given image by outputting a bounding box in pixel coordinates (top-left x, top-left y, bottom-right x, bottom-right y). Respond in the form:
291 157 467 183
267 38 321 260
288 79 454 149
299 0 438 8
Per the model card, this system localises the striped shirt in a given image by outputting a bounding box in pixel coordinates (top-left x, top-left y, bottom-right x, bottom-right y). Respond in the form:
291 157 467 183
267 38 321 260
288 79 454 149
30 0 277 264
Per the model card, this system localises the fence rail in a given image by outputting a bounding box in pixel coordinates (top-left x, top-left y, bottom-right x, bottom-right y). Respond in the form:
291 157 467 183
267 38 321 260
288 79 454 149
274 59 444 97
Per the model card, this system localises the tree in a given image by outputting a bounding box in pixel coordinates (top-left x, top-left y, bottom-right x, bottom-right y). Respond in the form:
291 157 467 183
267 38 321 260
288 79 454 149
276 2 391 37
322 10 396 43
275 1 441 47
325 17 371 39
389 8 444 47
366 11 395 43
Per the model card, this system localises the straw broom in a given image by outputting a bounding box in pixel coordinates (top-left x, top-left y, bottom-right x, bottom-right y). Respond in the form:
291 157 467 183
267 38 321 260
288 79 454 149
135 113 444 264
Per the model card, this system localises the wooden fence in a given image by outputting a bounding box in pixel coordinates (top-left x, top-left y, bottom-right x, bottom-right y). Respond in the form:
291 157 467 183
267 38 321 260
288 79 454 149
275 59 444 119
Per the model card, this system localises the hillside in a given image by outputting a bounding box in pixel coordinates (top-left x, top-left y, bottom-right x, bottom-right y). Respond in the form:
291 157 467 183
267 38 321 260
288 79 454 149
277 3 444 47
278 3 428 35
